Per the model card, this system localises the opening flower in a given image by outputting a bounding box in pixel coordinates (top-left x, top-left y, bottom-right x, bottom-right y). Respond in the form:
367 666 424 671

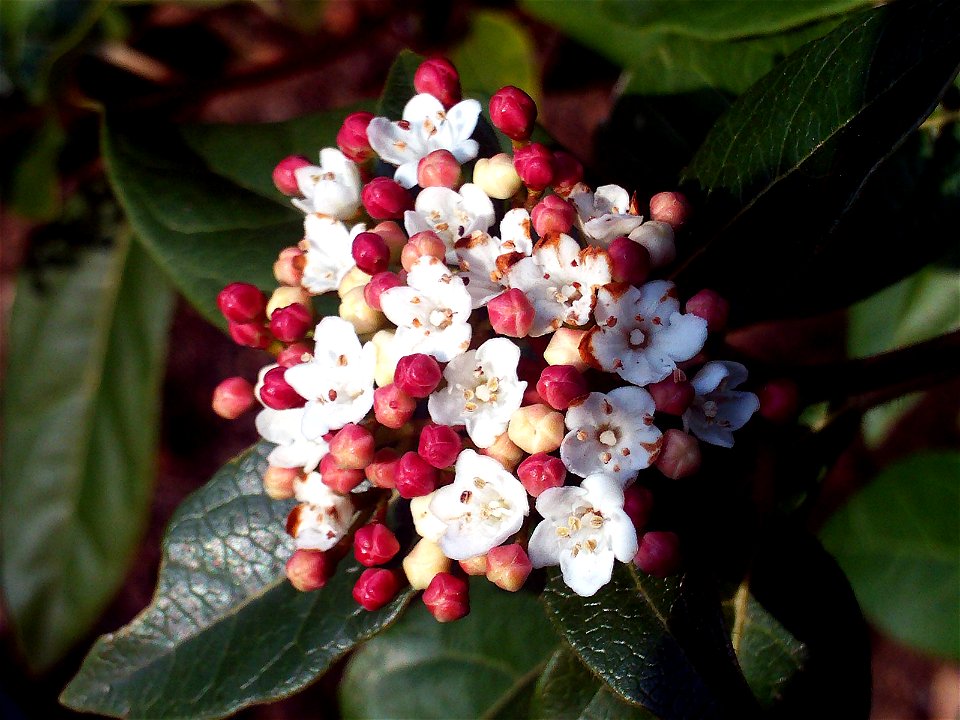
254 407 329 472
291 148 362 219
285 475 354 551
404 184 495 263
570 184 644 247
682 361 760 447
454 209 533 309
301 214 367 295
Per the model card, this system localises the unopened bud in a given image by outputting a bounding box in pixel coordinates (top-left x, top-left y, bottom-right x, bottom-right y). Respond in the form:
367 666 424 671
395 451 440 498
486 544 532 591
759 378 799 424
218 282 267 323
394 353 442 397
339 285 385 335
229 321 272 349
516 452 566 497
319 453 365 493
634 530 681 577
259 366 306 410
536 365 588 410
418 149 461 189
403 537 451 590
648 376 694 415
423 572 470 622
655 429 701 479
286 549 332 591
371 329 398 386
365 448 400 489
266 285 311 317
374 384 416 429
354 523 401 566
277 342 312 368
508 404 565 454
623 484 653 531
414 57 461 108
608 236 650 286
629 221 675 268
418 424 462 468
459 554 488 576
329 423 375 470
685 289 729 334
490 85 537 141
531 194 575 237
337 111 375 163
473 153 523 200
648 191 691 229
352 231 391 276
371 220 407 263
364 271 403 311
270 303 313 343
480 432 524 471
273 247 305 286
212 376 255 419
264 465 299 500
273 155 311 197
401 231 446 271
551 151 583 197
362 177 412 220
543 328 588 371
487 288 535 337
353 567 400 611
513 143 554 191
338 265 372 299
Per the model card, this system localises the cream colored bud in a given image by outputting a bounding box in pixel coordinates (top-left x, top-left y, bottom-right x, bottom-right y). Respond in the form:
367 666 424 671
338 265 372 299
339 285 385 335
371 329 398 387
480 431 524 471
410 492 445 542
266 285 312 317
372 221 407 264
263 465 299 500
473 153 522 200
402 537 451 590
508 404 565 455
273 247 304 286
543 328 588 371
459 554 488 576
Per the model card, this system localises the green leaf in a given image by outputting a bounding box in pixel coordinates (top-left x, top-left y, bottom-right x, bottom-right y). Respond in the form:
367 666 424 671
530 646 656 720
541 565 757 719
341 581 557 720
1 232 173 671
453 10 540 101
8 115 65 220
61 442 414 719
377 50 424 120
820 451 960 660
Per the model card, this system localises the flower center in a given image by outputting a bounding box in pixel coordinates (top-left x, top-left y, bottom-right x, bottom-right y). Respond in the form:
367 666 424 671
629 328 647 348
461 373 500 412
429 307 454 329
702 400 719 419
554 283 582 304
555 508 605 557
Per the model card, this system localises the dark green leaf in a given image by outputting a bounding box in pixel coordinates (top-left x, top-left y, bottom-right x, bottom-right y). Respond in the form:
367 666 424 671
341 581 556 720
1 233 173 671
8 115 64 220
61 442 414 719
541 565 757 719
530 646 656 720
820 451 960 660
453 10 540 101
376 50 424 120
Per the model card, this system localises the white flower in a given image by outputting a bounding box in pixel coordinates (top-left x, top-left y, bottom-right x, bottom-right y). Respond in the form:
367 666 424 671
285 478 354 551
629 221 676 268
505 233 612 336
561 387 662 483
404 184 495 263
292 148 362 219
498 208 534 255
367 93 482 188
301 214 366 294
410 492 446 543
380 256 472 362
255 407 328 472
284 316 376 439
428 338 527 448
683 361 759 448
570 183 644 247
527 473 638 597
428 450 529 560
453 211 533 309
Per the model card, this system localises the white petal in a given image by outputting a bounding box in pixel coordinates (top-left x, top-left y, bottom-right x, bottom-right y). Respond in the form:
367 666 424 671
527 520 562 568
559 545 615 596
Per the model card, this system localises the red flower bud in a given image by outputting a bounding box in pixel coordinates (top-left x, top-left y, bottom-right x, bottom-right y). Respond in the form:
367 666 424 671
362 177 412 220
685 289 729 333
414 57 461 108
364 271 403 311
422 572 470 622
417 149 461 188
218 282 267 323
269 303 313 343
400 231 446 271
277 342 312 368
229 321 272 349
272 155 311 197
758 378 799 424
647 376 694 415
212 376 255 419
353 567 401 611
516 453 566 497
354 523 401 567
286 549 332 591
486 544 532 591
531 194 575 237
634 531 682 577
551 151 583 196
513 143 554 191
373 383 417 429
319 453 365 493
655 429 701 480
365 448 400 489
648 191 692 229
623 484 653 531
418 424 462 469
608 236 651 286
536 365 588 410
489 85 537 141
337 111 375 163
352 231 391 275
487 288 535 337
394 353 442 398
329 423 375 469
394 451 440 499
259 366 306 410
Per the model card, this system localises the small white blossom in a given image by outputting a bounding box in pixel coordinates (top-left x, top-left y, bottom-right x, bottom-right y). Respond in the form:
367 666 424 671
428 450 529 560
505 233 612 336
410 492 446 543
629 221 676 268
498 208 534 255
527 473 638 597
683 361 759 448
286 477 354 551
380 256 472 362
367 93 481 188
255 407 328 472
404 184 495 263
570 183 644 247
284 317 376 440
301 214 366 294
454 210 533 309
561 387 662 483
428 338 527 448
292 148 362 219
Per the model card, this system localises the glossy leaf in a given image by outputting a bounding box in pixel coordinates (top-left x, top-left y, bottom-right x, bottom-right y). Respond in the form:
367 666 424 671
62 441 414 718
453 10 540 101
1 233 173 671
376 50 424 120
341 581 557 720
820 451 960 660
541 565 757 719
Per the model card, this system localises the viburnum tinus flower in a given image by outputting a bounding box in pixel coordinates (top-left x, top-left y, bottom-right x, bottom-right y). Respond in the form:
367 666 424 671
255 407 329 472
404 184 495 263
291 148 362 219
455 208 533 308
285 473 354 551
683 361 760 447
301 214 367 294
570 184 644 247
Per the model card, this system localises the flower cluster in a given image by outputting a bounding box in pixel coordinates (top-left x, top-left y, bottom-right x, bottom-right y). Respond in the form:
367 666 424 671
212 57 760 618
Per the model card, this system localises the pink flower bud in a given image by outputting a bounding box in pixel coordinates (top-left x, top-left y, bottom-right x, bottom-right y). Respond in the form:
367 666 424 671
362 177 412 220
422 572 470 622
417 149 460 188
272 155 311 196
418 424 462 468
365 448 400 489
329 423 375 470
551 151 583 196
486 544 532 591
354 523 401 567
373 384 416 429
685 289 729 333
488 288 535 337
634 530 681 577
259 366 306 410
273 246 305 286
352 231 391 275
531 194 575 237
400 231 446 271
269 303 313 343
372 220 407 263
459 555 488 576
647 376 694 415
353 567 401 611
218 282 267 323
212 376 255 419
264 465 299 499
536 365 588 410
516 452 566 497
489 86 537 141
319 453 365 493
655 429 701 480
480 432 524 471
623 484 653 531
649 191 691 229
513 143 554 191
395 451 440 499
608 236 650 286
414 57 461 108
759 378 799 424
337 111 375 163
277 342 312 368
364 271 403 311
394 353 442 398
227 322 270 350
286 549 332 591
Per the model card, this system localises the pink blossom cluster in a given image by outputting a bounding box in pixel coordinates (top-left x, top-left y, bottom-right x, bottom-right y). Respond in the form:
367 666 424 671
211 57 761 618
